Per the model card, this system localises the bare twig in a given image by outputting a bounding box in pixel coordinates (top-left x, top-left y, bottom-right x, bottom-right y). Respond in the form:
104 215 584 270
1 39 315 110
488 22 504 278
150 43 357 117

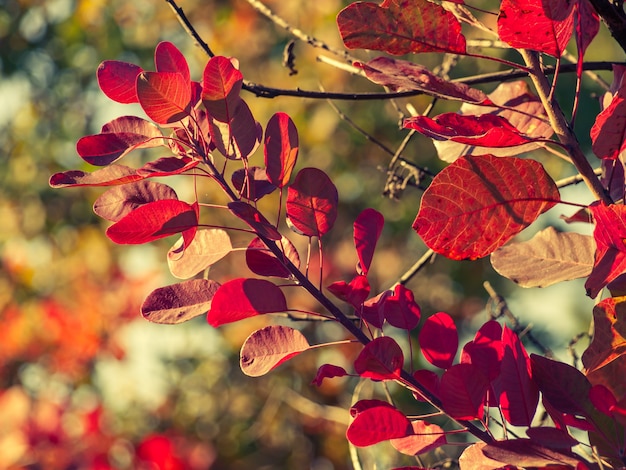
555 167 603 189
395 249 437 287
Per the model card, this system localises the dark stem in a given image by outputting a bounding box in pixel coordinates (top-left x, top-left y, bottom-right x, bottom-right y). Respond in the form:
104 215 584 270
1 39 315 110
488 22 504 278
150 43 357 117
588 0 626 54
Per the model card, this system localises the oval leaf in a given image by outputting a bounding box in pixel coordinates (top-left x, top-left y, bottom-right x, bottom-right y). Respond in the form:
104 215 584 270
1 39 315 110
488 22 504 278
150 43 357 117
354 336 403 380
141 279 220 324
97 60 143 104
311 364 349 386
240 325 310 377
94 180 178 222
390 420 447 456
207 278 287 327
346 403 410 447
49 165 142 188
491 227 595 288
354 208 384 275
137 71 191 124
419 312 458 369
440 363 488 420
337 0 466 55
286 167 338 237
382 284 421 331
264 112 299 188
106 199 197 244
154 41 190 84
413 155 560 260
168 229 233 279
202 56 243 122
208 100 261 160
245 236 300 278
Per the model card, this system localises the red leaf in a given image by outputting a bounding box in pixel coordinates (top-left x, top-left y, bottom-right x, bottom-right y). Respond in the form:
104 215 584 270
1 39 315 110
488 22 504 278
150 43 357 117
232 166 277 201
440 363 488 420
360 57 490 105
167 229 233 279
311 364 349 386
106 199 197 244
404 113 533 147
346 402 411 447
461 320 503 381
337 0 466 55
94 180 178 222
137 71 191 124
354 336 403 380
497 0 575 57
360 291 387 329
202 56 243 122
97 60 143 104
382 284 421 331
585 202 626 298
413 155 559 260
526 427 579 449
591 68 626 160
589 384 617 416
77 116 164 166
240 325 310 377
494 328 539 426
412 369 440 402
49 165 142 188
354 208 384 275
137 156 198 177
482 439 586 468
390 420 447 456
207 278 287 327
327 275 370 309
154 41 190 84
265 112 299 188
350 399 395 417
574 0 600 59
141 279 220 324
245 236 300 278
228 201 281 240
419 312 457 369
286 168 338 237
208 100 262 160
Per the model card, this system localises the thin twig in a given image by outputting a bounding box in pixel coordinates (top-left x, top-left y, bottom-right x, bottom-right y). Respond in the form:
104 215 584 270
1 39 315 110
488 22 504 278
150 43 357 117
483 281 554 358
395 249 437 287
555 168 603 189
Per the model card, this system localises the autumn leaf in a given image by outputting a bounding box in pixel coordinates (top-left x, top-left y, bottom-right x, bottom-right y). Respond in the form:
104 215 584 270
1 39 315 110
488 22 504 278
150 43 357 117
49 165 142 188
498 0 575 57
491 226 595 288
419 312 457 369
97 60 143 104
240 325 310 377
141 279 220 324
337 0 466 55
93 181 178 222
264 112 299 188
167 229 233 279
590 66 626 160
413 155 560 260
245 236 300 278
354 336 403 380
585 202 626 298
390 421 447 456
440 363 488 420
136 71 192 124
353 208 384 275
346 401 411 446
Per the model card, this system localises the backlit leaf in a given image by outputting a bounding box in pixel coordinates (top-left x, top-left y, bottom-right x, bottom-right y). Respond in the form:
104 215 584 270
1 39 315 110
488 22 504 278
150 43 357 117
434 81 553 163
202 56 243 122
458 443 508 470
412 369 440 402
494 327 539 426
354 208 384 275
240 325 310 377
440 363 488 420
585 202 626 298
413 155 559 260
77 116 164 166
591 67 626 160
337 0 466 55
461 320 503 382
311 364 349 386
582 296 626 400
137 71 191 124
49 165 142 188
97 60 143 104
354 336 403 380
497 0 575 57
245 236 300 278
526 427 578 449
286 168 338 237
232 166 277 201
327 275 370 309
167 229 232 279
390 420 447 456
491 227 595 288
404 113 533 147
208 100 262 160
265 112 299 188
228 201 282 240
482 439 585 468
360 57 489 105
419 312 457 369
94 181 178 222
382 284 421 331
106 199 197 244
137 156 198 177
360 291 387 329
574 0 600 59
141 279 220 324
346 402 410 447
154 41 190 84
207 278 287 327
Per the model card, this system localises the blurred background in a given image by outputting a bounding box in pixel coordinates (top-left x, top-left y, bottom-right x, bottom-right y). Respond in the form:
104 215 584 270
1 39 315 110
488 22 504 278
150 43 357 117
1 0 623 468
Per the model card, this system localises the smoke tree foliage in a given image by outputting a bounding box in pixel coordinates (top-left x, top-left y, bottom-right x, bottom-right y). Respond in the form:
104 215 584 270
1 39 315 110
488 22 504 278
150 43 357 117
51 0 626 468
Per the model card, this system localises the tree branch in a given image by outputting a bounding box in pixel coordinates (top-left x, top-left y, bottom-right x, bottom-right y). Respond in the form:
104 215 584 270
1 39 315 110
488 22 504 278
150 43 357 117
588 0 626 54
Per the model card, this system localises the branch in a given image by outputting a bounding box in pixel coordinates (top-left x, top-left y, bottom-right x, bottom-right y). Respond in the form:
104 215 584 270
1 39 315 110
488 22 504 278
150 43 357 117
588 0 626 54
521 50 613 205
